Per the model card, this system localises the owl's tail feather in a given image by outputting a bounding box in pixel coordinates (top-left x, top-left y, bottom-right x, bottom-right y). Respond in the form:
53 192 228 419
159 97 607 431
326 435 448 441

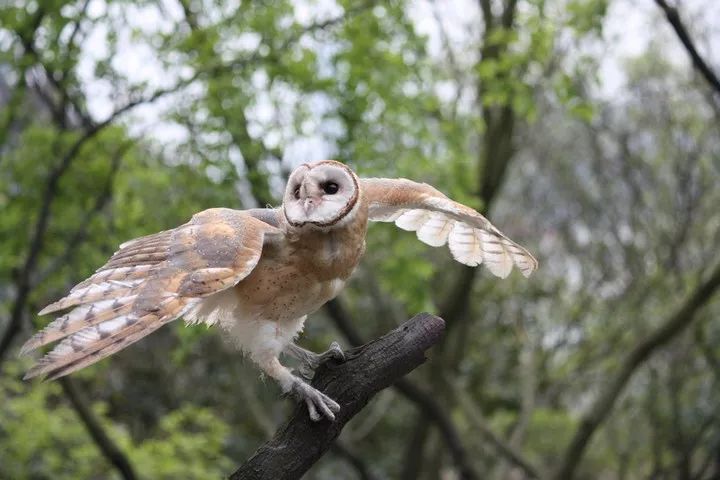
23 296 190 381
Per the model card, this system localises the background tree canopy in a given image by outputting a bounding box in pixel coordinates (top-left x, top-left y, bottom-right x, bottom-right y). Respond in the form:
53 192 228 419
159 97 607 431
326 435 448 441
1 0 720 478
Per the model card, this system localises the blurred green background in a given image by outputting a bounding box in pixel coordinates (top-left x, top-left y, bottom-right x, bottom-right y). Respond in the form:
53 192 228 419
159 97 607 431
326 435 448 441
1 0 720 479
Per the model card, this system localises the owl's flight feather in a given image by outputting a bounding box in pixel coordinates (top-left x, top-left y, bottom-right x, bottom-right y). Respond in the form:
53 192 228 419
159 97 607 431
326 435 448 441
21 208 279 380
362 178 537 278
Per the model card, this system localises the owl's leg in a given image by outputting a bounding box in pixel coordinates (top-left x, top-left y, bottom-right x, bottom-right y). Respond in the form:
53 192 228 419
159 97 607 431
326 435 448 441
285 342 345 379
248 320 340 421
254 354 340 421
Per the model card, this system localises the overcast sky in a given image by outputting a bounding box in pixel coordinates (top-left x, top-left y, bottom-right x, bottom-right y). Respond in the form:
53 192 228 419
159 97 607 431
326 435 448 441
72 0 719 163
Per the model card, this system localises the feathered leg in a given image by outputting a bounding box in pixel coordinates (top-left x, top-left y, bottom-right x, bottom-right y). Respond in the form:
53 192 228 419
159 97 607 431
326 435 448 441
248 321 340 421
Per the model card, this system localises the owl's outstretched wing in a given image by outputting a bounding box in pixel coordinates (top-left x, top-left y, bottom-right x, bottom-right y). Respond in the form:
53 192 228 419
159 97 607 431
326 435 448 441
21 208 281 381
362 178 537 278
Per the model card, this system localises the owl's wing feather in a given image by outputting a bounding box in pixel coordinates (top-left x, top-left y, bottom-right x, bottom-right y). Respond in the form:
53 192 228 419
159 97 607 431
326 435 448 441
362 178 537 278
246 207 282 228
22 208 281 380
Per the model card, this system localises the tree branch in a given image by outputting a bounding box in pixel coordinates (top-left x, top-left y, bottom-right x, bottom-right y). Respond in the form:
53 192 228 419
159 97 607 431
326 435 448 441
59 378 137 480
393 379 478 480
34 140 130 286
229 313 445 480
331 440 380 480
554 260 720 479
324 298 479 479
0 77 185 365
654 0 720 96
456 387 542 479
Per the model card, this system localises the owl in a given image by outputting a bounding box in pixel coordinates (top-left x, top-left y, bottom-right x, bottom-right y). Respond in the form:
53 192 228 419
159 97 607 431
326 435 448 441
21 160 537 421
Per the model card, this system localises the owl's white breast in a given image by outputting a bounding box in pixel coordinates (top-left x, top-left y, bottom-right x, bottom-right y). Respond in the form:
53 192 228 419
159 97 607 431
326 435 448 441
182 203 365 352
183 274 345 353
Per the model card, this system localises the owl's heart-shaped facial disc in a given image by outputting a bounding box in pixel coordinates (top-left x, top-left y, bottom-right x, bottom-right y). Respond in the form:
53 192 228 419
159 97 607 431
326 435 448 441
282 160 359 228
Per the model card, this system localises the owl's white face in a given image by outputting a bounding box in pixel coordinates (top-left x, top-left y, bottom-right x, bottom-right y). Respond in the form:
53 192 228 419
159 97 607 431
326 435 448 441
282 160 359 228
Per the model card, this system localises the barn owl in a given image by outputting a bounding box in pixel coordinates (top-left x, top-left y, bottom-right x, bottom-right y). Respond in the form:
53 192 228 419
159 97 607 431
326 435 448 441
21 160 537 421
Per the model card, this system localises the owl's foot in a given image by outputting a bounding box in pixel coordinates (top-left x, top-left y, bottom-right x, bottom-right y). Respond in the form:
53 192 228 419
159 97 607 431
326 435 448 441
290 378 341 421
317 341 345 365
286 341 346 379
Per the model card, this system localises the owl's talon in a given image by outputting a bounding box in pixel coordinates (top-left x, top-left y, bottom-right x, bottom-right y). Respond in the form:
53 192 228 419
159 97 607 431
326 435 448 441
291 379 340 421
319 341 345 364
305 398 321 421
294 365 315 381
285 341 346 375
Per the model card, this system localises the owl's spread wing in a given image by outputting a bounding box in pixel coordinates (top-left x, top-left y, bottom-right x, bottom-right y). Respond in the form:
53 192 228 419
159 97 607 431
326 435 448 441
362 178 537 278
21 208 281 380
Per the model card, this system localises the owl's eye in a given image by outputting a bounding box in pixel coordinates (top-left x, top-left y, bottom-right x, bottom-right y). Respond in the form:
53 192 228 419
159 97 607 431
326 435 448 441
322 182 339 195
293 186 301 199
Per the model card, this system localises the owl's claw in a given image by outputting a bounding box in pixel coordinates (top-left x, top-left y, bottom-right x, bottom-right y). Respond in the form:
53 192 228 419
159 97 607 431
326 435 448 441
290 378 341 421
318 341 345 364
286 341 346 379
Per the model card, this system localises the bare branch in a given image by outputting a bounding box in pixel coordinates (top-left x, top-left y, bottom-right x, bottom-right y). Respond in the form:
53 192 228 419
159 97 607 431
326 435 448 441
34 141 131 285
16 26 93 130
0 94 159 364
324 299 366 347
59 378 137 480
654 0 720 96
324 298 479 479
229 313 445 480
331 440 380 480
393 379 478 480
456 387 543 479
0 134 72 365
554 260 720 479
502 0 519 29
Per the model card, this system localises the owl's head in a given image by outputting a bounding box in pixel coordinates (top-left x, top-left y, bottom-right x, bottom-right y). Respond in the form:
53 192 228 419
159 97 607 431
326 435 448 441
282 160 360 228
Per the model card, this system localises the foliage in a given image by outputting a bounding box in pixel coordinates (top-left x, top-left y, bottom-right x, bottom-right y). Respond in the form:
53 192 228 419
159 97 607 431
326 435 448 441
0 362 233 479
1 0 719 479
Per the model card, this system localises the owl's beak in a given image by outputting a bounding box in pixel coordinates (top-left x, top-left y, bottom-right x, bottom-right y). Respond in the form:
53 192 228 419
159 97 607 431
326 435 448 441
303 198 312 212
303 197 321 213
300 182 322 213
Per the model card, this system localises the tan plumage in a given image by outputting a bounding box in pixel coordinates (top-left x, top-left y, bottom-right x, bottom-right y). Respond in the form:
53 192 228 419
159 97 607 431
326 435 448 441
22 160 536 421
361 178 537 278
22 208 279 380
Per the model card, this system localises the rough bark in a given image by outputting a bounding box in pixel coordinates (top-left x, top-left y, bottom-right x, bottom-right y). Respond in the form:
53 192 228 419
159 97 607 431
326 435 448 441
229 313 445 480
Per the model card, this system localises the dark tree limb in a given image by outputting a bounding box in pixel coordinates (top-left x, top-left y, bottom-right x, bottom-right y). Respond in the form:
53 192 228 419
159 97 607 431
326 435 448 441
400 418 431 480
229 313 445 480
554 261 720 479
34 140 129 286
456 388 542 479
330 440 379 480
177 0 377 207
654 0 720 96
0 69 194 366
393 378 478 480
325 299 366 347
325 299 479 479
60 378 137 480
399 0 523 472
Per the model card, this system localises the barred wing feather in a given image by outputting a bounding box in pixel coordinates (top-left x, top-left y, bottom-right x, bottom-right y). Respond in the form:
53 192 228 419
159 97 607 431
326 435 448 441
21 208 280 380
362 178 537 278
